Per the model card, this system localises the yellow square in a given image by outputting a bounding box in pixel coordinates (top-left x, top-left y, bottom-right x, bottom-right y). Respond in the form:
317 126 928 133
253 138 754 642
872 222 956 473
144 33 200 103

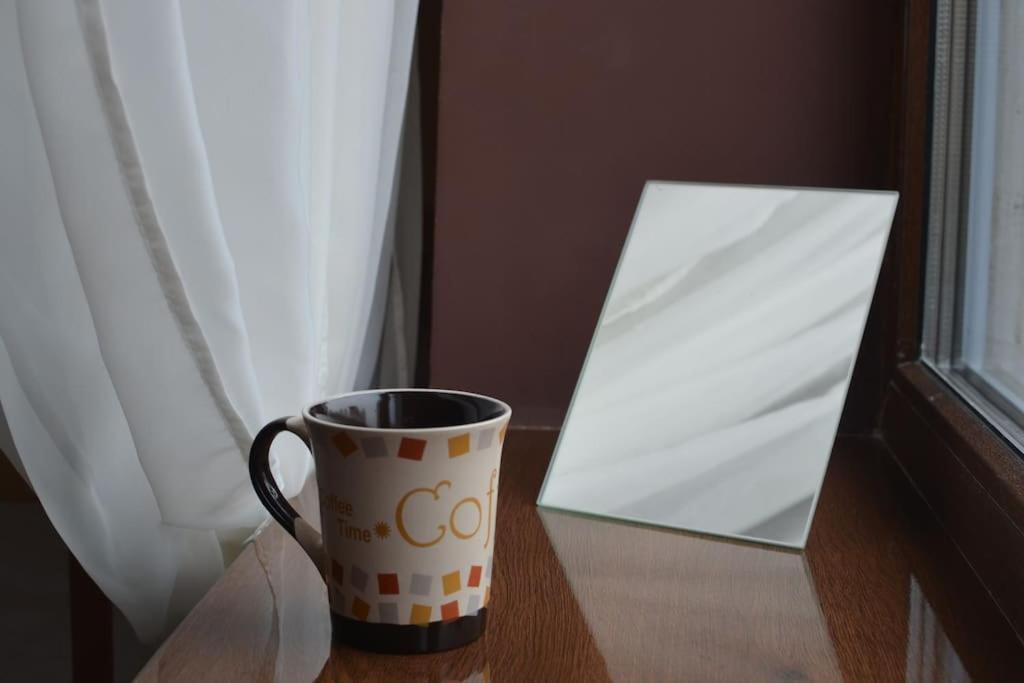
483 585 491 607
351 596 370 621
448 433 471 457
442 570 462 596
499 425 507 444
410 603 432 626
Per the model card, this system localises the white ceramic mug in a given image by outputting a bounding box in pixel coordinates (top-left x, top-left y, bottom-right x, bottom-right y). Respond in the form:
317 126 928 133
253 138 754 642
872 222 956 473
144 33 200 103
248 389 511 653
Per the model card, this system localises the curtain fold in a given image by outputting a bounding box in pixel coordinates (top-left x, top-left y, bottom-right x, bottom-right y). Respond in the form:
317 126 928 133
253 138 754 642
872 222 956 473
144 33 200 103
0 0 418 640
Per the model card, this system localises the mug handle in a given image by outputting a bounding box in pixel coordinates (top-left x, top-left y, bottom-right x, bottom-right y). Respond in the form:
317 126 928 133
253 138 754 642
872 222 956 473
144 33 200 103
248 416 326 579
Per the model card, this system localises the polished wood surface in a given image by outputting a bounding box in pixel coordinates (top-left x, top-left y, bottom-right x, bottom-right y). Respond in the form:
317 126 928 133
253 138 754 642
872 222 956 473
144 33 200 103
883 363 1024 637
137 429 1024 682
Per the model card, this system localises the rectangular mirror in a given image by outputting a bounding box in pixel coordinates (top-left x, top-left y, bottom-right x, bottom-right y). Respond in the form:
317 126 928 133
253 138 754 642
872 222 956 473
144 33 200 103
538 182 898 548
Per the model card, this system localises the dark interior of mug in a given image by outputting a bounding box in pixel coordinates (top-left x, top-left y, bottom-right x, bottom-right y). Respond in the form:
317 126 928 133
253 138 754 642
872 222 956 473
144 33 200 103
309 390 507 429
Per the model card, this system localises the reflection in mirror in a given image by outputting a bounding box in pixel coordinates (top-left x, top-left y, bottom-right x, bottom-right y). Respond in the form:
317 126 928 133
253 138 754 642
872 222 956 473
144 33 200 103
538 182 897 547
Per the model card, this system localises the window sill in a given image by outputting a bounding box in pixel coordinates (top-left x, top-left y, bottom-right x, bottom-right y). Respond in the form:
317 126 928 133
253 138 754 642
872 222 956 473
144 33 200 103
882 360 1024 636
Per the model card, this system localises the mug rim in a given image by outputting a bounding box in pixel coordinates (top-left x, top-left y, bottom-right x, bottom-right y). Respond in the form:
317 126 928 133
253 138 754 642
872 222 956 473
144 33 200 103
301 387 512 433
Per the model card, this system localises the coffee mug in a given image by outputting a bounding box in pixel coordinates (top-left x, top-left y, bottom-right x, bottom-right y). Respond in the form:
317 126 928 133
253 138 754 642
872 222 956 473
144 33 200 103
248 389 511 653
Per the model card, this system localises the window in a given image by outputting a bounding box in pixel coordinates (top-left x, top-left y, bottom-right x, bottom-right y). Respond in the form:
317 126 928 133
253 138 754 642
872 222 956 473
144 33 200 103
924 0 1024 451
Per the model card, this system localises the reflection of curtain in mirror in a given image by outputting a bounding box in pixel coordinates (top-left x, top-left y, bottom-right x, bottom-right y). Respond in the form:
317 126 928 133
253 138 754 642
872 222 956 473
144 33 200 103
545 187 893 544
0 0 418 640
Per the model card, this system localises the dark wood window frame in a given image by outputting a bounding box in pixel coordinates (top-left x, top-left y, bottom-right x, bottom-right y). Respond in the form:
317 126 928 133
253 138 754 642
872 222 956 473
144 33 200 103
877 0 1024 636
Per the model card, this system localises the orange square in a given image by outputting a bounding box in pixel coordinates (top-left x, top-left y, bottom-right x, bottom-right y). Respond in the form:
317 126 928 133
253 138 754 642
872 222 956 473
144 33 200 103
410 603 432 625
330 560 344 586
351 596 370 621
440 600 460 622
442 570 461 596
498 424 507 444
377 573 400 595
483 586 491 607
333 431 358 457
467 565 482 588
398 437 426 461
447 433 471 457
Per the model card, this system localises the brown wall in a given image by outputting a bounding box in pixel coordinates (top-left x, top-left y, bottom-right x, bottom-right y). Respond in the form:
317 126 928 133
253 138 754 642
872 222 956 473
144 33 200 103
430 1 902 427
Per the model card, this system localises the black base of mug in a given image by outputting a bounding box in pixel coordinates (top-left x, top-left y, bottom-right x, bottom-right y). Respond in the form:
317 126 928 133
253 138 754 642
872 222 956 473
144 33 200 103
330 608 487 654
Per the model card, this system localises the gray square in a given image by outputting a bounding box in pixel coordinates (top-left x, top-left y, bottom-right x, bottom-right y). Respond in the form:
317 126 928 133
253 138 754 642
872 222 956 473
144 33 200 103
410 573 432 596
477 429 495 450
378 602 399 623
350 565 368 592
466 594 482 615
361 437 389 458
486 558 493 579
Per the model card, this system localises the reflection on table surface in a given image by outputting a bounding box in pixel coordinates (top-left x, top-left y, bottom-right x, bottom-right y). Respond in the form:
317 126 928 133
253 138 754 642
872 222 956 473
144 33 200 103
136 430 1024 682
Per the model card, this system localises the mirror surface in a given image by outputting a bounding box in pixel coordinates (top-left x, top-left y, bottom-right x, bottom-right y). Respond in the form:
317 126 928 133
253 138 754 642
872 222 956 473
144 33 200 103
538 182 898 547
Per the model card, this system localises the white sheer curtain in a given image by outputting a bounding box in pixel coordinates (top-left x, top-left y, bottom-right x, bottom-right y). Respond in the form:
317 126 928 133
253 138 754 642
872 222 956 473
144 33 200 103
0 0 418 641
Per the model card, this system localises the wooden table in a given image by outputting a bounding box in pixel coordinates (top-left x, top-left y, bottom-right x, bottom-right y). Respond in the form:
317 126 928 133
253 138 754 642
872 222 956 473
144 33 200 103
137 430 1024 681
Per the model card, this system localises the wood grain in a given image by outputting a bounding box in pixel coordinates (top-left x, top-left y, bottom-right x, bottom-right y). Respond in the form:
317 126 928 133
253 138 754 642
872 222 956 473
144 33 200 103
886 0 933 364
811 434 1023 680
137 428 1024 682
883 363 1024 639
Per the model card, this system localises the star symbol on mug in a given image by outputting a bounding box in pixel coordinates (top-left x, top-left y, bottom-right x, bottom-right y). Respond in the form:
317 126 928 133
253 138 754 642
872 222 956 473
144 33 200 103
374 521 391 540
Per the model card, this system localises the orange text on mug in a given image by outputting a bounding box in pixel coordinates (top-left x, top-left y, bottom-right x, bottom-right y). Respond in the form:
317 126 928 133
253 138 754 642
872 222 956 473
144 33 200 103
395 469 498 549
